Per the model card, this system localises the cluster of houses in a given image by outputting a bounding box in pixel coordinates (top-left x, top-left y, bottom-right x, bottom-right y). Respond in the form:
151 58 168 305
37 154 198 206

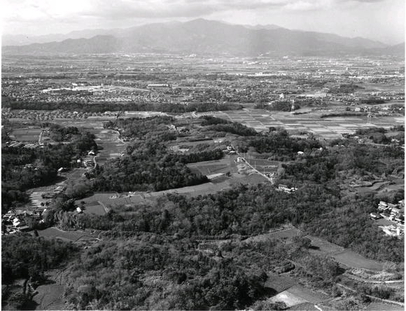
370 200 404 237
373 200 404 222
2 210 39 235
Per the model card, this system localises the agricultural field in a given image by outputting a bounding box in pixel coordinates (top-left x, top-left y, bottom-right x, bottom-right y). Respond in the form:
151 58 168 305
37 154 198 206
37 227 96 242
57 119 129 165
332 250 385 271
83 203 107 216
78 192 151 209
307 235 384 271
365 302 404 311
33 283 65 310
10 126 42 142
264 273 297 293
197 109 405 138
268 284 328 308
93 129 127 165
187 155 237 175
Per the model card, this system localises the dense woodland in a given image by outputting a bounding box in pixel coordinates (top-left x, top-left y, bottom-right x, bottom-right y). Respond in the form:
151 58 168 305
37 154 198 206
91 142 211 192
2 96 242 113
199 116 258 136
239 129 322 160
42 123 80 142
255 101 301 112
61 234 342 310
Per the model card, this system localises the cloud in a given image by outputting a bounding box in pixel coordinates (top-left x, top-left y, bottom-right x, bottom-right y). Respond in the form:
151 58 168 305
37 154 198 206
4 0 394 24
76 0 294 20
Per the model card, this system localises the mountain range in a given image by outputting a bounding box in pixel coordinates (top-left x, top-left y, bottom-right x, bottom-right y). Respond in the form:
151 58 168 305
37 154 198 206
2 19 404 57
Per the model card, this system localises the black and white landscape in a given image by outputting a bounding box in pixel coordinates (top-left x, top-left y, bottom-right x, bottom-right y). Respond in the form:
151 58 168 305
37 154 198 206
2 1 405 310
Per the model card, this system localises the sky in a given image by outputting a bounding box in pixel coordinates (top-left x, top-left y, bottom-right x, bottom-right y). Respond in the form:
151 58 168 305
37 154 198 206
2 0 405 44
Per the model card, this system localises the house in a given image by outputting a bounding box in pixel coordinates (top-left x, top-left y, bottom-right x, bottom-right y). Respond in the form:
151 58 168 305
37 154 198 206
379 225 403 237
370 212 382 220
277 184 297 193
377 201 390 212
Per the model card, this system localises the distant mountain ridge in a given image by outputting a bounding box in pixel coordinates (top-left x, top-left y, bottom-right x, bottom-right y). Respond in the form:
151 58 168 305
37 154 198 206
3 19 401 57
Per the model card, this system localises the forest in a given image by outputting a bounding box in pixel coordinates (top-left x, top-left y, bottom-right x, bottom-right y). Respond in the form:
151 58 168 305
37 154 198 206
2 96 242 113
90 140 225 192
199 116 258 136
60 234 343 310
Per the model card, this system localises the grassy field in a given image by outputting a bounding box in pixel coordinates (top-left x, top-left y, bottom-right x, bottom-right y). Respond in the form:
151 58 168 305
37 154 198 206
307 236 384 271
79 192 148 208
365 302 404 311
33 283 65 310
332 250 384 271
84 203 107 216
38 227 92 242
243 227 386 272
265 273 297 293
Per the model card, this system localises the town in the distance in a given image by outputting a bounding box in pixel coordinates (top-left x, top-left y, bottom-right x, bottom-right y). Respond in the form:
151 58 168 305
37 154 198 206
1 18 405 311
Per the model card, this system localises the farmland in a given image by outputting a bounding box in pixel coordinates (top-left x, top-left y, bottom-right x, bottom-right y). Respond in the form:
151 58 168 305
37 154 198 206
37 227 97 243
268 285 329 308
10 126 41 142
197 109 404 138
56 118 129 165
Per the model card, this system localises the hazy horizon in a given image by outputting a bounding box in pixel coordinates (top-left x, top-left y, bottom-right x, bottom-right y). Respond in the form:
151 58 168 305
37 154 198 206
2 0 405 45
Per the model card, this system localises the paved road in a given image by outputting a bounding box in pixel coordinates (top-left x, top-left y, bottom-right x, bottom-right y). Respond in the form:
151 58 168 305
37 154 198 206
233 147 275 184
344 272 404 285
